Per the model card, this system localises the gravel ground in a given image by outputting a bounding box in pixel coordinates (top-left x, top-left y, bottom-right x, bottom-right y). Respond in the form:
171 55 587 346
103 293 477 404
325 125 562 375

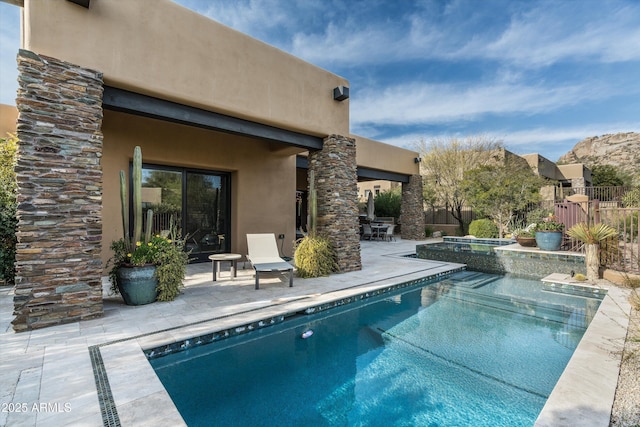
610 290 640 427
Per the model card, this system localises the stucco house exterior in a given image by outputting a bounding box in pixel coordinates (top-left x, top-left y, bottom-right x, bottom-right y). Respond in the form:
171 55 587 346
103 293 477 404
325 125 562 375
2 0 424 331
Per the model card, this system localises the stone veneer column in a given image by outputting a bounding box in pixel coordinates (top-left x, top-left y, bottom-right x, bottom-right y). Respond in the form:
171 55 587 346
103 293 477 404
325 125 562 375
12 50 104 331
308 135 362 272
400 174 426 240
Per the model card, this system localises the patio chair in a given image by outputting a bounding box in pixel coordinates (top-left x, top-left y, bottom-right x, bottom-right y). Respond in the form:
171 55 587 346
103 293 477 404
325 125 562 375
362 223 373 240
246 233 294 290
383 224 396 241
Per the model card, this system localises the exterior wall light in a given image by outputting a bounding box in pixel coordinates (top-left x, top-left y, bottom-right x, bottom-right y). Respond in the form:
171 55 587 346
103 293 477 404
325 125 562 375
67 0 91 7
333 86 349 101
414 157 422 163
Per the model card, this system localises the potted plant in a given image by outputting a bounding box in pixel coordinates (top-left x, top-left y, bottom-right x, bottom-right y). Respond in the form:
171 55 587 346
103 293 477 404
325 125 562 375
513 224 537 247
107 146 189 305
534 214 565 251
567 222 618 281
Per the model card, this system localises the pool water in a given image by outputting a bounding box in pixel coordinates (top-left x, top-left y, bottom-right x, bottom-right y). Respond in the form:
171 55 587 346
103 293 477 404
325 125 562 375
150 272 603 426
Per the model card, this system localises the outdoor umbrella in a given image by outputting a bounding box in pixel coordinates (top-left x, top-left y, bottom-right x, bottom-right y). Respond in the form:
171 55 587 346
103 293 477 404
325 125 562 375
367 191 375 221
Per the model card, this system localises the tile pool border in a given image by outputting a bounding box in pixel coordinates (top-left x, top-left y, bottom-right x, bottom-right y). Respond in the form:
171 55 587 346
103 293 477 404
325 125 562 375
89 265 631 427
143 268 463 360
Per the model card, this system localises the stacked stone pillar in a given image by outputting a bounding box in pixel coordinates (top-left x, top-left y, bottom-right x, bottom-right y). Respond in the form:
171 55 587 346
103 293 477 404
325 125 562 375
12 50 104 331
400 174 426 240
308 135 361 272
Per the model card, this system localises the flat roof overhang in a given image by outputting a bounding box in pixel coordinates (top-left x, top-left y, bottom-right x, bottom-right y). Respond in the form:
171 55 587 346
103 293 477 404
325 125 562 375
296 156 411 183
102 86 324 151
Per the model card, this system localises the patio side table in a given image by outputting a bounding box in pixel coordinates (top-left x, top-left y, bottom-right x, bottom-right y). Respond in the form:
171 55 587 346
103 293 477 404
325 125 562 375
208 253 242 281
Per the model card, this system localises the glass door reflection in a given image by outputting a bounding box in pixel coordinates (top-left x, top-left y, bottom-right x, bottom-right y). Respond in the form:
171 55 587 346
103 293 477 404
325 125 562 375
185 172 229 260
140 165 230 262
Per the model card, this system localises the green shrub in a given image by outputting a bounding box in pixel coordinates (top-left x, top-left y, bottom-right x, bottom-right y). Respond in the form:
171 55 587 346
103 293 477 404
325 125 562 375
0 134 17 285
294 234 338 278
0 206 16 284
468 219 498 238
526 207 551 225
374 188 401 221
424 225 433 238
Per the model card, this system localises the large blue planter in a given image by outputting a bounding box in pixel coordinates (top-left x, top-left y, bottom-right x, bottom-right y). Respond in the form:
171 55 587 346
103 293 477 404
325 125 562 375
535 231 563 251
116 265 158 305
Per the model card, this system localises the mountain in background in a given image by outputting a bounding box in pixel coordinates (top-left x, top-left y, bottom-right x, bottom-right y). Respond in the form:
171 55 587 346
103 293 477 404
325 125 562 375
558 132 640 185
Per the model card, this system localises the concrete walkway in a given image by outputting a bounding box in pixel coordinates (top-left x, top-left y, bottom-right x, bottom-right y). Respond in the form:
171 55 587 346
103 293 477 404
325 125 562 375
0 238 631 426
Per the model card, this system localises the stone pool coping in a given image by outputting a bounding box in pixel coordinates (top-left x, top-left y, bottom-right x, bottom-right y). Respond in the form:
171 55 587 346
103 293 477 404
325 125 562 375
535 273 632 427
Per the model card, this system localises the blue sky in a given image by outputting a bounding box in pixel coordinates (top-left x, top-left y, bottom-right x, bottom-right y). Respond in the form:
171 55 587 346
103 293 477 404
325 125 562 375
1 0 639 161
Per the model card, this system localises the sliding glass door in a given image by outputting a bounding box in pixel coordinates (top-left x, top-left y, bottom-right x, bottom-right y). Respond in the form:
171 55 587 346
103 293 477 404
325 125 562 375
140 164 230 262
185 172 229 259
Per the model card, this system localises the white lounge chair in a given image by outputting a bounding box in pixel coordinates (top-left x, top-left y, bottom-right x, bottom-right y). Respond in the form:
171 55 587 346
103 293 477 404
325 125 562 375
246 233 294 290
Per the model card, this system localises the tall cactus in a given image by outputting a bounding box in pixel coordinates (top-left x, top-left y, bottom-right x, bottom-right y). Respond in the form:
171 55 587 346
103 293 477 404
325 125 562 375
132 146 143 244
120 146 153 251
119 170 130 251
308 170 317 236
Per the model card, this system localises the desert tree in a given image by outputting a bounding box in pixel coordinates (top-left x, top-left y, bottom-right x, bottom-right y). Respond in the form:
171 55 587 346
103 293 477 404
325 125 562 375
591 164 626 187
461 157 547 238
415 135 503 234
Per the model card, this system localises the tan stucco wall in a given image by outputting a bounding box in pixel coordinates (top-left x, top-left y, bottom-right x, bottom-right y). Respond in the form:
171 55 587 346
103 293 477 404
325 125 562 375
521 153 563 180
22 0 349 137
357 180 399 201
0 104 18 137
102 110 300 267
16 0 425 267
558 163 591 184
354 135 420 175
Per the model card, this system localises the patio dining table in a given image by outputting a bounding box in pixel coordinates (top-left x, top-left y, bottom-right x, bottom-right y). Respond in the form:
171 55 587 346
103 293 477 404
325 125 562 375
370 224 388 240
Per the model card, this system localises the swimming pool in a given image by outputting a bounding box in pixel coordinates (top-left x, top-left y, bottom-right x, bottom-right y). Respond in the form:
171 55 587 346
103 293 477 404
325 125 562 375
149 272 604 426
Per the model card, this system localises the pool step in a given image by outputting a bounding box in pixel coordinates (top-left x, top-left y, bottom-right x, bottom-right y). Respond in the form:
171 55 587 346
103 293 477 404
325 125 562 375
542 282 606 299
443 271 501 289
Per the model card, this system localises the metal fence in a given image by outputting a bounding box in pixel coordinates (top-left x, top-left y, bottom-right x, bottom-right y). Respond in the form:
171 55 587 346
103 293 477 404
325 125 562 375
424 207 476 225
559 186 631 202
598 207 639 274
141 211 181 236
554 200 639 274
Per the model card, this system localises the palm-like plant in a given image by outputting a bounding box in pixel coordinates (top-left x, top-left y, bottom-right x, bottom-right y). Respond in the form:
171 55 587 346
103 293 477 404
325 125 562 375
567 223 618 281
567 222 618 244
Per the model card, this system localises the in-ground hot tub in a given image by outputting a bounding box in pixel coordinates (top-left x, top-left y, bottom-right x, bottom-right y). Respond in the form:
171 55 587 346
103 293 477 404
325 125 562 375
416 237 585 278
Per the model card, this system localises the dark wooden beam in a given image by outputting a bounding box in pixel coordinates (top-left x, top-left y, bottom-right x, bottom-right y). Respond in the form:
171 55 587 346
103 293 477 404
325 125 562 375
103 86 324 151
296 156 411 183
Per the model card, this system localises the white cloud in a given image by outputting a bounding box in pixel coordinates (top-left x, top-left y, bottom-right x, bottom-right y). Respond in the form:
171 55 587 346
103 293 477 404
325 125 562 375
476 2 640 67
198 0 291 34
350 79 621 127
491 123 640 149
177 0 640 71
375 121 640 161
